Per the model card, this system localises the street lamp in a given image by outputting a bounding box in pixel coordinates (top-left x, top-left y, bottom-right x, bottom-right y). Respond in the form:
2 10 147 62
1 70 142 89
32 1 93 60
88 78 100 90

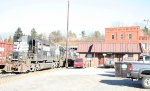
65 0 70 68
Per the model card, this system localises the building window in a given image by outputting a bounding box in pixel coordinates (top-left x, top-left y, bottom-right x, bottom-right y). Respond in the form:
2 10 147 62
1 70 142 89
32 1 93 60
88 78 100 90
86 54 93 61
120 34 123 39
128 34 132 39
112 34 114 39
128 54 133 57
86 54 93 58
142 43 147 50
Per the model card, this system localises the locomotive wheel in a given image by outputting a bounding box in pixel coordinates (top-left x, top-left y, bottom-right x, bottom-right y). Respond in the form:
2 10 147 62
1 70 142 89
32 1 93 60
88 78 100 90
51 64 55 69
36 64 41 71
31 67 36 72
57 64 61 68
55 62 59 68
30 65 36 72
51 65 54 69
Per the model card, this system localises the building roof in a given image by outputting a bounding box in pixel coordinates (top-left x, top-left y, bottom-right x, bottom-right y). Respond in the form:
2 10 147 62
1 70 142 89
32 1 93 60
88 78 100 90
77 43 142 53
105 26 141 31
77 43 93 53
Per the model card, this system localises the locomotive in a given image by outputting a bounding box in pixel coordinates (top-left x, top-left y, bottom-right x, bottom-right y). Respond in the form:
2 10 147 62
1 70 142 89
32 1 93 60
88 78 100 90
3 34 65 72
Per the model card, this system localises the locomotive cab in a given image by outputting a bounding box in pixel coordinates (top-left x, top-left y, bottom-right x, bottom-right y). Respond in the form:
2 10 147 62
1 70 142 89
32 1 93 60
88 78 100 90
5 35 38 72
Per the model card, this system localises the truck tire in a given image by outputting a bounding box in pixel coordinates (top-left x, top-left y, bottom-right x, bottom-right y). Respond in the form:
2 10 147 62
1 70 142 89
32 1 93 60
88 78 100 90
142 77 150 89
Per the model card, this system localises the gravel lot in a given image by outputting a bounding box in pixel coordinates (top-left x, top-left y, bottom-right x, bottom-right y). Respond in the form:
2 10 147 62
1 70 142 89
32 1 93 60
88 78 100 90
0 67 149 91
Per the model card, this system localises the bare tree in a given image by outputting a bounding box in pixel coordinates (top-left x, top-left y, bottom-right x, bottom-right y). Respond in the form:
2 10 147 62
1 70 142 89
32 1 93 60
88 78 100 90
37 33 46 40
8 36 13 43
48 30 63 42
68 30 77 41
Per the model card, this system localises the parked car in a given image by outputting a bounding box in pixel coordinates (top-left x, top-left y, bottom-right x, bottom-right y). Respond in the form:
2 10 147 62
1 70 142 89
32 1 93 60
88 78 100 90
74 58 85 68
104 58 115 68
68 59 74 67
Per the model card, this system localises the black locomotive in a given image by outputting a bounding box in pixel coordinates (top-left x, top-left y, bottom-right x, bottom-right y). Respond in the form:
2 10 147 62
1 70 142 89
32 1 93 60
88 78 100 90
3 34 65 72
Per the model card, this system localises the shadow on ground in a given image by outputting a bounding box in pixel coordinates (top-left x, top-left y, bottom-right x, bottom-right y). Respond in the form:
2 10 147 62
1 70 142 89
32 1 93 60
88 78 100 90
67 67 84 69
104 71 115 74
100 79 142 88
98 74 115 77
97 66 114 69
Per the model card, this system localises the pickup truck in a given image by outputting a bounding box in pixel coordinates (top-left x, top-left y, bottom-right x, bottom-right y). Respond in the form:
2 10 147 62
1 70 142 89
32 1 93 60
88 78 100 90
126 56 150 89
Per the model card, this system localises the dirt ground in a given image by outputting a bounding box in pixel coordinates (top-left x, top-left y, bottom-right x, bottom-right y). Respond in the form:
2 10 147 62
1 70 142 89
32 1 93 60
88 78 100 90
0 67 149 91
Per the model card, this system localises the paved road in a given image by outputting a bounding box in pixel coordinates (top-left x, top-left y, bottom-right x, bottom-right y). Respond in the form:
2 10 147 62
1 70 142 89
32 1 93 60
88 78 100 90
0 67 149 91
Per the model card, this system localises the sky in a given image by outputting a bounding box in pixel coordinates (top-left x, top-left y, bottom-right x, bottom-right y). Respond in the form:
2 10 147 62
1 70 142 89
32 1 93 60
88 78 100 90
0 0 150 39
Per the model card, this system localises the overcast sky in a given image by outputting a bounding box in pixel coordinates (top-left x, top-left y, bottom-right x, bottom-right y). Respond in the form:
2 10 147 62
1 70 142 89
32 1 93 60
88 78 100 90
0 0 150 38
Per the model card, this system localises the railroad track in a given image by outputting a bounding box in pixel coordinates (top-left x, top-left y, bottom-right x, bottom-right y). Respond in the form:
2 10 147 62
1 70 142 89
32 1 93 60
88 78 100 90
0 73 18 86
0 73 17 78
0 67 64 78
0 68 64 86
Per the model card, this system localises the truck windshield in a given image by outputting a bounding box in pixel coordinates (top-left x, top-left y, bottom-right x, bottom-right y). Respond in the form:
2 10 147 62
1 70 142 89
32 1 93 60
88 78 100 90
75 59 83 62
145 56 150 61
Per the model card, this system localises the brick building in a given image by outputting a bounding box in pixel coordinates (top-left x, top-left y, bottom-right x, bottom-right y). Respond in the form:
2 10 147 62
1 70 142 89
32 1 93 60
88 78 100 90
77 26 150 67
105 26 150 54
105 26 144 43
77 43 142 67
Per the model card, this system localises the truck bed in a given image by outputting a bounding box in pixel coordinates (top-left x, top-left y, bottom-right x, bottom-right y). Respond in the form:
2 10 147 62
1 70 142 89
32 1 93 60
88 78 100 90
126 62 150 79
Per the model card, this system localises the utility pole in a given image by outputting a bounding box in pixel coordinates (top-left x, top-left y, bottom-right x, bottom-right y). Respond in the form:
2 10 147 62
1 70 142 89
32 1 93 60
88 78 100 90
66 0 70 68
144 19 150 55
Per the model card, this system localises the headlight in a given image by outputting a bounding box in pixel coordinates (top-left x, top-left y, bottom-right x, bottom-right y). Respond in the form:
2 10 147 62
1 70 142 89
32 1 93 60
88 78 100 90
8 56 11 59
20 56 23 59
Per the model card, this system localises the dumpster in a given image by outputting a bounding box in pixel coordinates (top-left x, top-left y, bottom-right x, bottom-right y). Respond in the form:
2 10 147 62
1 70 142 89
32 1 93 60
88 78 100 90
115 62 130 77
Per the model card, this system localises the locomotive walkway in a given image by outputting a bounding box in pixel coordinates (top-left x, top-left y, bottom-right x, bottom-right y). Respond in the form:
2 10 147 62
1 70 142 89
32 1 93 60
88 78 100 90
0 68 149 91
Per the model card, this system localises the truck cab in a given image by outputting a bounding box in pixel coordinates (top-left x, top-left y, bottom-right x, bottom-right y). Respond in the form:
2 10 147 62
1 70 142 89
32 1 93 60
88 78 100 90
138 55 150 63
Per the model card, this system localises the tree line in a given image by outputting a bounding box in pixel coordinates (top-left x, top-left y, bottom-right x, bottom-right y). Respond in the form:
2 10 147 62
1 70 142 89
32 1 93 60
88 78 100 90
142 26 150 35
2 26 149 44
1 27 105 44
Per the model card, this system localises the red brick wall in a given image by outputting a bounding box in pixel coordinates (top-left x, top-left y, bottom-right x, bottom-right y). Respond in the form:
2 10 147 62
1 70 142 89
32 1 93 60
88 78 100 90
79 53 101 67
105 26 143 43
